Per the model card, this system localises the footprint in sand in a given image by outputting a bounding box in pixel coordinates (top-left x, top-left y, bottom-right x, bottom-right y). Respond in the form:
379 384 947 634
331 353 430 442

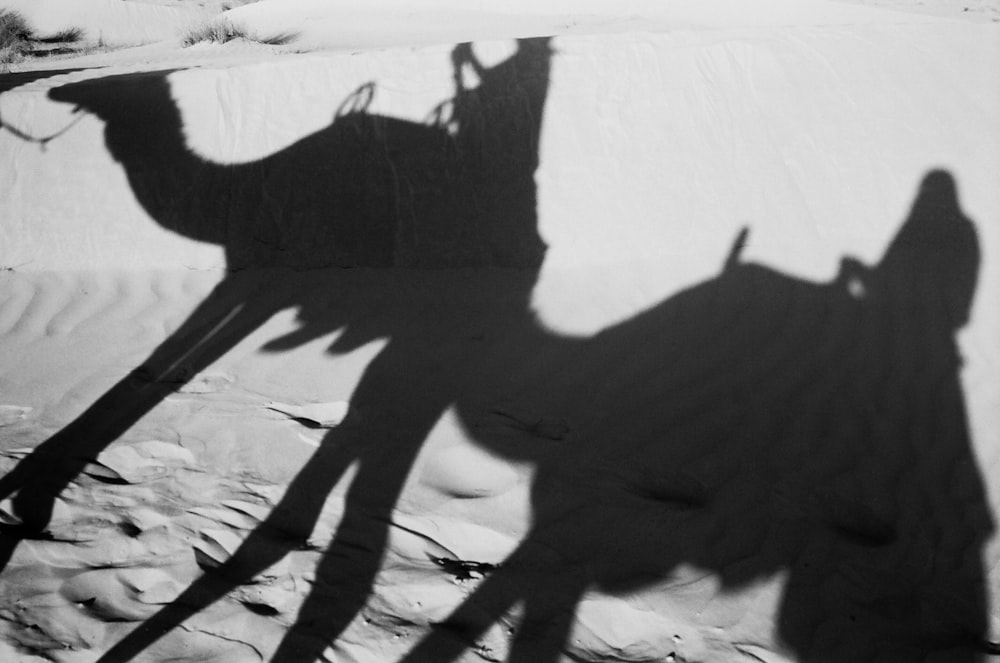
0 405 32 427
177 372 235 394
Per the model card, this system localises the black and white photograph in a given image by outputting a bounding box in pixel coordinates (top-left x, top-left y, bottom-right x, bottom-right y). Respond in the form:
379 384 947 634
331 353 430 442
1 1 998 661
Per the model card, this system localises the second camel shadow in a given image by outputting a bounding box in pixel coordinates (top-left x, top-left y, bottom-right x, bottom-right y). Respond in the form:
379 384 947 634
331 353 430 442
399 169 995 662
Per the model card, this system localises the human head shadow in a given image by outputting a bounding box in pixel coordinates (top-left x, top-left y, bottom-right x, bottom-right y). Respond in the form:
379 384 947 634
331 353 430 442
395 170 994 662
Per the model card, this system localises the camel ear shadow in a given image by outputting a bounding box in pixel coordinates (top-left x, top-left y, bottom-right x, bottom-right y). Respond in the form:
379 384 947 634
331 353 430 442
722 226 750 272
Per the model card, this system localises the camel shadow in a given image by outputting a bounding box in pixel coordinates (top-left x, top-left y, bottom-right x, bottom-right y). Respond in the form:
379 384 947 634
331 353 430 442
0 37 559 662
397 170 995 662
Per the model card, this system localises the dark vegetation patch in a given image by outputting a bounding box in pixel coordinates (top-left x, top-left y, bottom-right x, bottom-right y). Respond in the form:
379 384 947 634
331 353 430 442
182 18 297 47
1 11 86 69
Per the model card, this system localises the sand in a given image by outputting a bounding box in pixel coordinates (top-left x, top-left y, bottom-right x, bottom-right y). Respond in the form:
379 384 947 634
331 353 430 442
1 1 999 661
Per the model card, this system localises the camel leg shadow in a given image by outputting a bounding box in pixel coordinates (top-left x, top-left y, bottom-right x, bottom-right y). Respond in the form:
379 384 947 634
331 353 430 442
97 334 456 662
0 270 288 571
398 536 582 663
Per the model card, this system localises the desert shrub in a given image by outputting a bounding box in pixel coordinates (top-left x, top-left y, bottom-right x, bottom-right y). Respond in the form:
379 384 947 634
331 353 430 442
1 12 86 67
182 18 296 47
182 18 248 46
0 9 33 65
0 10 32 45
37 26 86 43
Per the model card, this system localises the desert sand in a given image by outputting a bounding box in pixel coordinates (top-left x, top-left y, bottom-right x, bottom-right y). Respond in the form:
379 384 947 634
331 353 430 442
1 1 999 661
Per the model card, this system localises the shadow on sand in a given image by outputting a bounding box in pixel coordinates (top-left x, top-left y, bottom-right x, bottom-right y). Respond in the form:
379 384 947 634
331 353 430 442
0 36 994 662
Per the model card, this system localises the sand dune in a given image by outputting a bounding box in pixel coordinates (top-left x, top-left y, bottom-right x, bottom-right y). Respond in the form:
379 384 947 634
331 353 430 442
1 1 999 662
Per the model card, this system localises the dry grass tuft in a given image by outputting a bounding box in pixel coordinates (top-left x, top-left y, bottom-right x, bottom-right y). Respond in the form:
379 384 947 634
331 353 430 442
182 17 296 47
37 27 86 44
1 12 89 69
0 10 33 67
182 18 244 46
